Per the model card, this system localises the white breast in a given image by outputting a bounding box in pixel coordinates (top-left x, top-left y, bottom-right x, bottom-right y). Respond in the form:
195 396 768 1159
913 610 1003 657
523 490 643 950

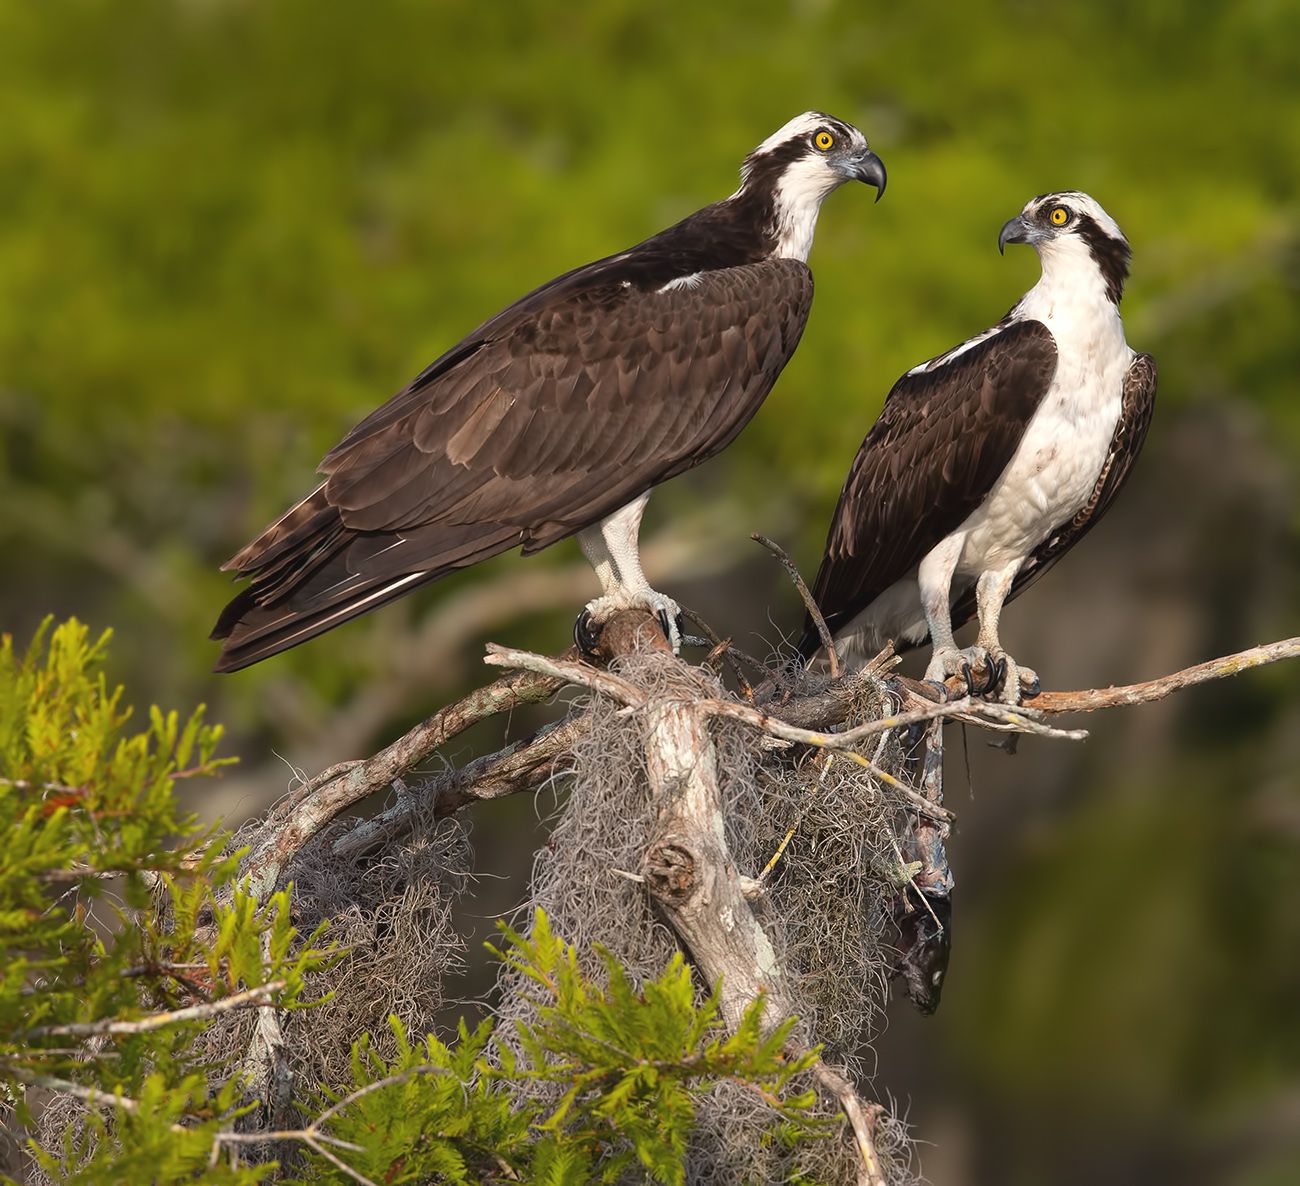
835 248 1135 662
954 300 1131 577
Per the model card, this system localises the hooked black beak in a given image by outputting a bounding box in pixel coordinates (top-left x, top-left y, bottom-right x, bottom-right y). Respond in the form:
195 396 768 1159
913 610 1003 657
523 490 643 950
998 215 1031 255
852 151 887 202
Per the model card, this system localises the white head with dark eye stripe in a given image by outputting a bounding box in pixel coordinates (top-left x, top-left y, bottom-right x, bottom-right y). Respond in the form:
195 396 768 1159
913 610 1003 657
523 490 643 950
738 111 886 262
999 190 1132 305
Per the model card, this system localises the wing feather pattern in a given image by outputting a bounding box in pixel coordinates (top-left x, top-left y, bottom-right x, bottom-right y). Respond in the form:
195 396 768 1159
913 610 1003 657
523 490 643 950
214 258 813 671
798 320 1058 657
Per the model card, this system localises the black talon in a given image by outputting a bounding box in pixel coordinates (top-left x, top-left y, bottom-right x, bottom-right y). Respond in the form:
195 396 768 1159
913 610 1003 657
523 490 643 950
990 655 1008 694
961 661 978 698
574 609 603 656
1022 672 1042 700
656 608 674 645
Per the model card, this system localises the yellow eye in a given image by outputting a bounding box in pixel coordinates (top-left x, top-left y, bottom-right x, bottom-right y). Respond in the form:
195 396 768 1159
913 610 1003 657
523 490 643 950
1050 205 1070 226
814 130 835 151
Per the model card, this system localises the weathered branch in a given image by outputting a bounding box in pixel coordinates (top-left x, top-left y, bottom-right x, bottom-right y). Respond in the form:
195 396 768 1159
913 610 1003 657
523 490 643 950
330 714 588 861
238 665 569 895
812 1063 887 1186
482 644 1088 744
640 680 798 1031
27 981 285 1039
233 626 1300 912
217 600 1300 1184
519 611 889 1179
1028 636 1300 714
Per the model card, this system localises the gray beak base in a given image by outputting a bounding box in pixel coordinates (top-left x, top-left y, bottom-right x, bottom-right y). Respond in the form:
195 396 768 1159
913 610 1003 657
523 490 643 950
998 215 1032 254
853 151 888 201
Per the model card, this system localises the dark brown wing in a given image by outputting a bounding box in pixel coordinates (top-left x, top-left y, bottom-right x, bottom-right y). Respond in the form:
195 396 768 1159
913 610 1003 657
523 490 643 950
797 320 1057 657
213 259 813 671
948 350 1157 632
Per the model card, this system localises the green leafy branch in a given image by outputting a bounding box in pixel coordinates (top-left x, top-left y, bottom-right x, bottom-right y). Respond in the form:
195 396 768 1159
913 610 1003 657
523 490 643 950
281 911 832 1186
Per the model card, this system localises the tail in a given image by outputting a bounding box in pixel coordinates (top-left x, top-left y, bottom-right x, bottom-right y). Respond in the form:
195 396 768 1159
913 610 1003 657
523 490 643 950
211 486 517 671
211 567 439 672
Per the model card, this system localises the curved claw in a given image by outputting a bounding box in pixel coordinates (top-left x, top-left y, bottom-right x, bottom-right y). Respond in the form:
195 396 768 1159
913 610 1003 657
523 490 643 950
990 654 1008 695
960 661 977 698
573 608 603 656
656 608 683 649
1022 672 1042 699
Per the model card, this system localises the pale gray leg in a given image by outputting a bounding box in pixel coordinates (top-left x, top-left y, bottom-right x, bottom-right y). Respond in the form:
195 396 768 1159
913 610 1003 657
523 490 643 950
918 534 970 684
974 560 1036 704
575 492 682 651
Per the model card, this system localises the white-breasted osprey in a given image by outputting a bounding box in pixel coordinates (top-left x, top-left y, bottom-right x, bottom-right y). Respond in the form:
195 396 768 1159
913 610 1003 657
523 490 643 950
798 191 1156 701
212 113 885 671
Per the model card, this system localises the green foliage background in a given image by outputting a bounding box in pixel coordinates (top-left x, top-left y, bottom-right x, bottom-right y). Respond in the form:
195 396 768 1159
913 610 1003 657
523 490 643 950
1 2 1297 1183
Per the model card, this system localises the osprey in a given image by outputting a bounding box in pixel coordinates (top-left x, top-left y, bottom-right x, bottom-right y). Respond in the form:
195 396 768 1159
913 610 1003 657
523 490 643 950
799 191 1156 702
213 112 885 672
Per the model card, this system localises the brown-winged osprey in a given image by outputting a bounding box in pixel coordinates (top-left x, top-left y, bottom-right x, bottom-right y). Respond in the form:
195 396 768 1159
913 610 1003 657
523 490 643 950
212 112 885 672
799 191 1156 702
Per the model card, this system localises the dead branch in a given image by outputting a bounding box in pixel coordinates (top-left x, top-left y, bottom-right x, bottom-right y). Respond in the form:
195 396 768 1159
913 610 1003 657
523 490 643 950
752 532 839 679
238 665 570 896
27 981 285 1039
219 604 1300 1183
482 644 1088 744
7 1069 158 1118
228 628 1300 901
238 934 295 1146
330 714 587 861
813 1063 887 1186
639 672 797 1032
232 627 1300 910
520 611 889 1179
1027 636 1300 714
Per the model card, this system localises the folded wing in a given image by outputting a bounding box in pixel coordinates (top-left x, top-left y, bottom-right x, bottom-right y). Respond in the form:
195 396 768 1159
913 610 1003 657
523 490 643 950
214 258 813 671
799 320 1058 656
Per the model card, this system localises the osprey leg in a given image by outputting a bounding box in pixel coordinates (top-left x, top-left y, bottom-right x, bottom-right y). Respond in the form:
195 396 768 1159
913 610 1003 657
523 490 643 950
974 561 1038 703
576 492 683 652
919 534 994 692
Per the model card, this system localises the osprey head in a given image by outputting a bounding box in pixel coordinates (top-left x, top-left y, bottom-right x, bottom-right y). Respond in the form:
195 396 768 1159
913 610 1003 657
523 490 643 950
740 112 885 261
998 190 1132 304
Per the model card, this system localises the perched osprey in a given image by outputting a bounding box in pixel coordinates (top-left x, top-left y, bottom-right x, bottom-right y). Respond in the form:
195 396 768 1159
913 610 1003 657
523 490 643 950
799 192 1156 701
212 112 885 672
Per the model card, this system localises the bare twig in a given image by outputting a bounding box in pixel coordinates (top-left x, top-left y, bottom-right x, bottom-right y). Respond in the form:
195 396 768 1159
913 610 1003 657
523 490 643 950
828 749 954 825
211 1065 451 1186
812 1061 887 1186
713 691 1088 745
330 714 587 860
752 533 839 678
6 1069 154 1116
27 981 285 1039
483 644 1086 746
1029 636 1300 714
483 646 646 704
679 606 763 696
767 638 1300 742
